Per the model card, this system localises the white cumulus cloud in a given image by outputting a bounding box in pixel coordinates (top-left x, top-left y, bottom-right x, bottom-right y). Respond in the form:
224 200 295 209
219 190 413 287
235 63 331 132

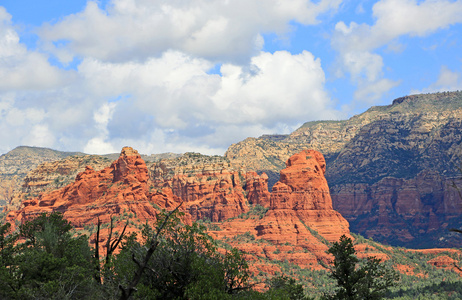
332 0 462 102
0 7 72 91
78 50 338 154
39 0 342 63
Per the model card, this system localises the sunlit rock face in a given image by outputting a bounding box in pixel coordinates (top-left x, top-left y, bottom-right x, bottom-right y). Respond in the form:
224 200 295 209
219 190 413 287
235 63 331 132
256 150 350 246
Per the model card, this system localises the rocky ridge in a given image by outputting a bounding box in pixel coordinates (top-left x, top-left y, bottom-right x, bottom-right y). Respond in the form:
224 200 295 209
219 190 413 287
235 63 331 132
5 148 351 270
5 155 113 213
0 147 181 212
0 146 84 209
225 91 462 248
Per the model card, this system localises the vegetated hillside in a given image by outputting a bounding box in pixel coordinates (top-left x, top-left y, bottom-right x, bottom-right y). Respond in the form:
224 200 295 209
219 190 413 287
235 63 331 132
225 91 462 248
3 147 462 299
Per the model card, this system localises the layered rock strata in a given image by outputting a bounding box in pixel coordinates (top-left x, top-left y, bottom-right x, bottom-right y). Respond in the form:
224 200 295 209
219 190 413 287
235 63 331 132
212 150 351 269
150 153 255 222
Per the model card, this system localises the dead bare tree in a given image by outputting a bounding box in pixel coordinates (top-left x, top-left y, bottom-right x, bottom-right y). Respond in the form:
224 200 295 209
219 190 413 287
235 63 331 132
119 202 183 300
94 215 129 284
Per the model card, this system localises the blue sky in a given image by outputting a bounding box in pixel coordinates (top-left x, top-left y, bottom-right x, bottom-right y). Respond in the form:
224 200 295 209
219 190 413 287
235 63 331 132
1 0 462 155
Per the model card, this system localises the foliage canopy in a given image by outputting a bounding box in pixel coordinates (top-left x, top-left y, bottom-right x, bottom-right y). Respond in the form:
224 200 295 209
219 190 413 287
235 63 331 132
323 235 399 300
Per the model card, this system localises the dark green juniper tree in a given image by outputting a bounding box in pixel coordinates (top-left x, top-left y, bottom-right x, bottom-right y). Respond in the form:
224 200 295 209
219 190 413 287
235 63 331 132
324 235 399 300
0 212 97 300
265 275 313 300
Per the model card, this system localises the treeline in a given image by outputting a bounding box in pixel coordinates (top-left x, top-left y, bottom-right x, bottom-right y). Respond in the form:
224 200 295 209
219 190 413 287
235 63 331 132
0 210 311 300
3 209 459 300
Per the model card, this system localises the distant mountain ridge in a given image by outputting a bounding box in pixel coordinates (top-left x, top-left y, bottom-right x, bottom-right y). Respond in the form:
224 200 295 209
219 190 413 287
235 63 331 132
0 146 85 207
227 91 462 179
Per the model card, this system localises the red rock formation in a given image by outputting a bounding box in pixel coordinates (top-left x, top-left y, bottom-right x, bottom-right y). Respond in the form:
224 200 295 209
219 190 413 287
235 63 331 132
6 147 185 235
150 154 251 222
210 150 352 270
257 150 350 244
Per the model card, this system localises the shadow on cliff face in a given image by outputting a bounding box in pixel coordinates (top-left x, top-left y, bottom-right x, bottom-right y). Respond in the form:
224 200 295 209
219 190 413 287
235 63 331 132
258 170 279 191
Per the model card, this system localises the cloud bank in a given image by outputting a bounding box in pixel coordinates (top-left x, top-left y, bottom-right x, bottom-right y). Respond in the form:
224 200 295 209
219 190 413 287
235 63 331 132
0 1 341 155
2 0 462 155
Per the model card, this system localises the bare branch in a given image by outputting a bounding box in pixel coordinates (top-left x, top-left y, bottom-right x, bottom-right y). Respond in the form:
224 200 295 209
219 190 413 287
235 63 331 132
105 215 114 264
119 202 183 300
108 220 129 259
94 217 102 284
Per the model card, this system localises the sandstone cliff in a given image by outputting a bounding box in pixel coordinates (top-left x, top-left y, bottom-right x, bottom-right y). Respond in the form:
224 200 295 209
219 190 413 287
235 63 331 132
256 150 349 244
212 150 351 270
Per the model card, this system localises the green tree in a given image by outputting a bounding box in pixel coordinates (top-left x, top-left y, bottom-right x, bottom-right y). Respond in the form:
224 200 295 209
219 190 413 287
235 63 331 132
109 209 252 299
324 235 399 300
0 222 20 298
19 212 73 247
0 212 97 300
265 275 312 300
